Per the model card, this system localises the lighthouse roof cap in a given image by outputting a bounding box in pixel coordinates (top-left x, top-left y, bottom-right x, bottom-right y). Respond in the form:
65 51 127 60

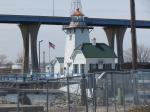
71 8 84 16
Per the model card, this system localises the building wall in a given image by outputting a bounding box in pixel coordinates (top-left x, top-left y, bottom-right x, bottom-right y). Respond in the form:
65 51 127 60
72 52 116 75
75 29 90 48
45 65 50 73
86 58 115 65
64 28 90 72
54 61 61 75
59 63 64 75
86 58 116 72
72 51 86 75
45 62 64 77
0 64 22 75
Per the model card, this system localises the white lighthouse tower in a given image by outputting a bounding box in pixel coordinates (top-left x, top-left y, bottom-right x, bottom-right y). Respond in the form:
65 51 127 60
63 0 93 75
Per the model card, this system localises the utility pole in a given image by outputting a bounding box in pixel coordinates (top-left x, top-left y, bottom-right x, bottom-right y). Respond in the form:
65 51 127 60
46 80 49 112
130 0 137 69
43 51 45 72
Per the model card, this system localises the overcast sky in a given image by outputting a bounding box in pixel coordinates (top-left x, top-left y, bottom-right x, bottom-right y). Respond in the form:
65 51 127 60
0 0 150 63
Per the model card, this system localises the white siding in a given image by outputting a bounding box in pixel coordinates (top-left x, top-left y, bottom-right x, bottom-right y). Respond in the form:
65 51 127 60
73 51 86 64
54 61 61 75
86 58 115 72
59 63 64 75
45 61 64 78
75 29 90 48
72 52 116 75
86 58 115 64
72 51 86 75
45 65 50 73
64 28 90 73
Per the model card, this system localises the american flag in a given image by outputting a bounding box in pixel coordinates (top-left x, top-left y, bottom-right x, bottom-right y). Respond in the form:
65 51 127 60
49 42 55 49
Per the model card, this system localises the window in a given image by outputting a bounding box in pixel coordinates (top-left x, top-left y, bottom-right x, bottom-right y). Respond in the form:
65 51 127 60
80 64 85 74
73 64 79 74
103 64 112 70
89 64 98 71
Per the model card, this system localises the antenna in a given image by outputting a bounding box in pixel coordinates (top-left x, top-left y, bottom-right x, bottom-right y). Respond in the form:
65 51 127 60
71 0 82 15
53 0 54 16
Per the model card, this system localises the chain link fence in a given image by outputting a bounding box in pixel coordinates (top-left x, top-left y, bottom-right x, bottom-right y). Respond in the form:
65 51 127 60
0 70 149 112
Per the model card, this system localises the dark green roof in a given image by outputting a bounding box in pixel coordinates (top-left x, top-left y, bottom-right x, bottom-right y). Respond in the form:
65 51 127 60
56 57 64 63
75 43 117 58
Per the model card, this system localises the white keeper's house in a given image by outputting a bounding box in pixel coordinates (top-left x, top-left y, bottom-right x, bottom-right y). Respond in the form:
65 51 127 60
46 8 117 77
70 43 117 75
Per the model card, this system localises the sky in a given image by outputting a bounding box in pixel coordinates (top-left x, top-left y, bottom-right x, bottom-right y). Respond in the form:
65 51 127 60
0 0 150 63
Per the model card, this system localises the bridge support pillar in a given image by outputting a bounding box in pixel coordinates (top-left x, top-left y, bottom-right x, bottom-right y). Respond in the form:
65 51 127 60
116 27 127 65
19 24 40 74
19 25 30 74
103 27 115 50
29 24 40 73
103 26 127 67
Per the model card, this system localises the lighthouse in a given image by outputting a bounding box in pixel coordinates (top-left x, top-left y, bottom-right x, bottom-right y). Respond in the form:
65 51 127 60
63 0 93 75
46 0 117 77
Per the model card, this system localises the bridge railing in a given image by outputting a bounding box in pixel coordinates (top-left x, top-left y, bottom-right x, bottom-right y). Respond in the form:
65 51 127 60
0 72 59 82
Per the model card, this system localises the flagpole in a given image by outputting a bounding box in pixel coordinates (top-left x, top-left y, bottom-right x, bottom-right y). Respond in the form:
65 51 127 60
48 41 55 78
47 42 50 112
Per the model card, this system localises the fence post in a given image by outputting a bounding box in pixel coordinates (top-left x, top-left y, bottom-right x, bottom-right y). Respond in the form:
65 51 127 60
17 83 20 112
113 73 117 112
122 73 126 112
133 73 138 105
142 74 146 104
106 74 109 112
46 80 49 112
66 76 71 112
80 74 88 112
23 73 26 82
92 72 96 112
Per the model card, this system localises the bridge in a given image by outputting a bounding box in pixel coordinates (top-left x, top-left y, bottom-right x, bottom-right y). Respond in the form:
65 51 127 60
0 14 150 73
0 14 150 28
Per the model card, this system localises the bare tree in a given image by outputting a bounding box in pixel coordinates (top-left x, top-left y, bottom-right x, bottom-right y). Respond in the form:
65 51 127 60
16 52 23 63
0 54 7 65
6 61 13 68
124 45 150 62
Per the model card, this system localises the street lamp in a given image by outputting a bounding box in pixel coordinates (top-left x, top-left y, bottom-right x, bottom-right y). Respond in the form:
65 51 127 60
130 0 137 69
43 51 46 72
39 40 43 72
